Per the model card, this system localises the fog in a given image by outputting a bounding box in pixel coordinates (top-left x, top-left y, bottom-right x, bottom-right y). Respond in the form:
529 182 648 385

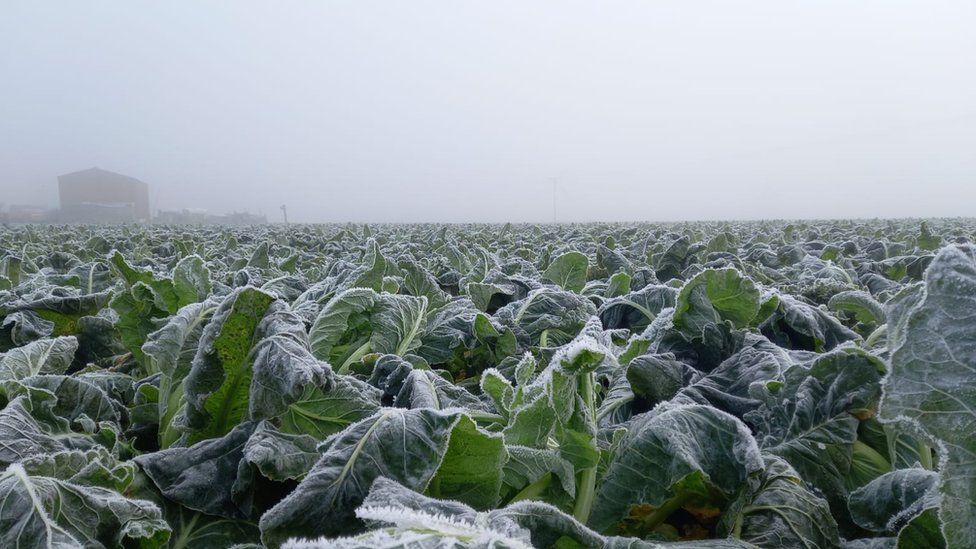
2 1 974 223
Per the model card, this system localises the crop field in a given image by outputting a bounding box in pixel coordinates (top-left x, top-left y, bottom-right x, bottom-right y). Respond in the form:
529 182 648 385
0 220 973 548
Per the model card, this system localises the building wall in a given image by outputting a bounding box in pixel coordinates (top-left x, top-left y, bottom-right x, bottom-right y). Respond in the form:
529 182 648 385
58 168 150 221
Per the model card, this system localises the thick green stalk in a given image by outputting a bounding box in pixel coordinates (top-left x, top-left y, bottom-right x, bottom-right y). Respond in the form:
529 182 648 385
509 473 553 504
572 372 598 524
428 475 441 498
464 410 506 424
337 340 372 374
918 441 933 470
731 512 744 539
642 491 694 531
864 323 887 348
574 466 598 524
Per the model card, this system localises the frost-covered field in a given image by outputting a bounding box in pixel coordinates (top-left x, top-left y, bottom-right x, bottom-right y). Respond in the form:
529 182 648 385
0 220 972 548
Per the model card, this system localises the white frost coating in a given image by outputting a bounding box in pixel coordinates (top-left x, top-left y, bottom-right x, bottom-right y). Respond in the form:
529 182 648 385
635 306 676 353
548 316 618 375
553 335 602 365
478 368 507 390
589 402 764 532
282 505 534 549
283 530 461 548
358 505 481 533
879 244 976 547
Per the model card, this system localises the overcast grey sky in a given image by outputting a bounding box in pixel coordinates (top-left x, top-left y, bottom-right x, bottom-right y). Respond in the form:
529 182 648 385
2 1 974 222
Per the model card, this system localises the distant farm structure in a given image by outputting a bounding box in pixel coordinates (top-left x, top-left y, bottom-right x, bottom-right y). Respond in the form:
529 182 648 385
0 167 269 224
58 167 151 223
155 208 267 225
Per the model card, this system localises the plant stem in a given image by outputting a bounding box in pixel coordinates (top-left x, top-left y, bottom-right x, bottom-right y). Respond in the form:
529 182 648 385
428 475 441 498
642 491 694 531
572 372 598 524
918 441 933 470
509 473 553 504
864 323 887 348
731 512 744 539
464 410 506 424
574 466 597 524
337 340 372 374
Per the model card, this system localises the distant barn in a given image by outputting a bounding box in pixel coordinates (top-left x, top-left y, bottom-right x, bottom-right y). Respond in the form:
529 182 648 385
58 167 150 223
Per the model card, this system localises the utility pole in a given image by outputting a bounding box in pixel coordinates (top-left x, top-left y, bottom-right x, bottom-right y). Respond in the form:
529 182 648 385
551 177 558 223
280 204 288 224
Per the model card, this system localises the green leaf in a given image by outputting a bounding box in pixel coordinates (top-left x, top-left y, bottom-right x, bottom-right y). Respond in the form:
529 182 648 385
848 468 939 534
503 445 577 499
183 288 332 443
7 290 112 337
760 294 860 352
747 347 884 532
137 421 262 520
897 508 945 549
881 245 976 547
0 310 54 349
590 404 764 533
0 462 170 548
721 454 839 548
346 238 387 291
18 447 136 493
112 281 170 366
242 421 319 482
160 507 259 549
670 346 787 419
172 255 212 307
399 258 450 309
503 391 557 447
495 288 597 347
605 271 632 298
394 369 488 412
544 251 589 293
246 242 271 269
142 300 218 447
916 222 941 251
673 268 760 337
182 288 274 441
480 368 515 417
828 290 885 325
7 374 120 430
309 289 427 372
0 336 77 381
109 250 181 313
136 421 318 521
279 374 381 439
626 352 697 406
0 388 118 469
258 408 475 546
429 414 508 509
0 396 80 468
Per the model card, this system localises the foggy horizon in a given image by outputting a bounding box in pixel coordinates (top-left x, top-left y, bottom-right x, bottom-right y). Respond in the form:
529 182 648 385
2 1 974 223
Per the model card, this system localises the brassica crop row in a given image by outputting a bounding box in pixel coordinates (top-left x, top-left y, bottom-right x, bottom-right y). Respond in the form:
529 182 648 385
0 220 971 548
